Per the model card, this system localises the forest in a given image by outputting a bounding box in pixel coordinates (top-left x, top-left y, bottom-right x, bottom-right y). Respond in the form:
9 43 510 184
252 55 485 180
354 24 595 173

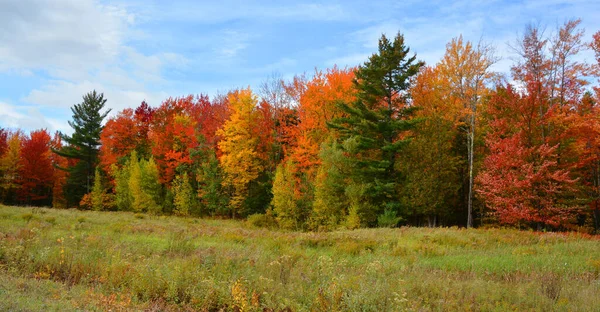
2 19 600 233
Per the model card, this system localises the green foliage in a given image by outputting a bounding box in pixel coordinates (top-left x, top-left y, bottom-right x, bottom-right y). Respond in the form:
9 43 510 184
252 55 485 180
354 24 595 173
196 150 229 216
271 160 302 230
329 33 423 226
114 151 161 213
377 209 402 228
3 205 599 311
399 115 462 224
246 209 277 228
112 163 131 211
309 141 348 231
172 172 196 216
53 91 111 206
344 183 371 228
91 167 104 211
131 153 161 213
140 157 162 214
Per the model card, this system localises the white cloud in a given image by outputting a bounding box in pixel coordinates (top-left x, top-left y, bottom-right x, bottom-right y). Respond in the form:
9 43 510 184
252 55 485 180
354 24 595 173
0 0 132 74
0 102 67 133
0 0 189 133
22 80 168 118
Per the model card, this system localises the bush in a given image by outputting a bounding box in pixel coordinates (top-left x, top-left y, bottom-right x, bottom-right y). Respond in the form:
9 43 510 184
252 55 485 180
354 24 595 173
79 194 93 210
247 210 277 228
377 209 402 228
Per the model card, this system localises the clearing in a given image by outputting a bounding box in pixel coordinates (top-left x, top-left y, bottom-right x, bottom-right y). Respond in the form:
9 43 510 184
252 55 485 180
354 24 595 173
0 205 599 311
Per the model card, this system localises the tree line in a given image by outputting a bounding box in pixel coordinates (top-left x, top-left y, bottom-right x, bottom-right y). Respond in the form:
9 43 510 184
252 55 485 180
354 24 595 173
2 20 600 233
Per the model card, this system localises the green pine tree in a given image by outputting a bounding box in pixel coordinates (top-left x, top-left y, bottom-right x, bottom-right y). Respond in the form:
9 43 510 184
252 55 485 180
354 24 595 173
53 91 111 207
329 32 423 226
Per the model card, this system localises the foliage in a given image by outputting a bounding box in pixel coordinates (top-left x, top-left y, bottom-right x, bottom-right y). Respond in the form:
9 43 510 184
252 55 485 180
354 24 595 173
329 32 423 226
196 149 229 216
309 141 348 231
217 88 263 218
172 172 196 216
53 91 111 207
271 160 302 230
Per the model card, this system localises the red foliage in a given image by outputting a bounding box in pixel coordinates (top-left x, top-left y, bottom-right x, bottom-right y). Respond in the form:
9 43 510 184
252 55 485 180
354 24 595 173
50 131 68 207
0 128 7 157
150 95 201 184
99 108 138 173
18 130 53 203
477 86 578 227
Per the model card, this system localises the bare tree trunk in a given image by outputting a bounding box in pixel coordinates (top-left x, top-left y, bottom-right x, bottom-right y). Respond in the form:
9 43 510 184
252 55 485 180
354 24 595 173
467 111 475 228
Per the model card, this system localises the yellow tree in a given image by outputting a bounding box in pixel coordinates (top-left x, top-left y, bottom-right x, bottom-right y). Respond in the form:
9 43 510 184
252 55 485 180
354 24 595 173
217 88 263 218
437 36 496 228
0 132 22 203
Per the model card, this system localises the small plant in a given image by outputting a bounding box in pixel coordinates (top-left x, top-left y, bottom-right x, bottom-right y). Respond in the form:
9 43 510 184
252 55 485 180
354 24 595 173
134 213 145 219
77 216 87 223
247 210 277 228
540 272 562 302
377 209 401 228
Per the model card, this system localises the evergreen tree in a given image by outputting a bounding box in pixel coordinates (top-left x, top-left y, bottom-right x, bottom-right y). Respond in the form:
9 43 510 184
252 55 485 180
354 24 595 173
329 32 423 225
54 91 111 206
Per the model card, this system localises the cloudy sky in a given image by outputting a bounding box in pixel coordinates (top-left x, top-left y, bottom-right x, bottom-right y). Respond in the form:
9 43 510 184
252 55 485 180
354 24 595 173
1 0 599 133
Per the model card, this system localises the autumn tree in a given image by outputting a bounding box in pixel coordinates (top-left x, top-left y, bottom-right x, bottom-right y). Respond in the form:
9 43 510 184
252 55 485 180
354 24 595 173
437 36 496 227
478 21 590 229
50 132 68 208
309 141 349 230
401 67 463 226
18 130 53 205
271 160 302 230
127 152 161 214
149 95 201 184
0 128 7 158
0 131 22 204
218 88 264 218
329 32 423 226
54 91 111 206
90 167 106 211
173 172 196 216
477 86 578 228
113 161 131 211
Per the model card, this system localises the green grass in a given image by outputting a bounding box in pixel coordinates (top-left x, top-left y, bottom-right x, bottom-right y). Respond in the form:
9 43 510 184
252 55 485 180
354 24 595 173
1 205 599 311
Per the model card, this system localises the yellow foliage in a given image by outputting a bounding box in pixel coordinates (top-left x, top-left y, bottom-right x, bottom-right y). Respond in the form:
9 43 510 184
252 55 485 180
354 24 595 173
217 88 263 217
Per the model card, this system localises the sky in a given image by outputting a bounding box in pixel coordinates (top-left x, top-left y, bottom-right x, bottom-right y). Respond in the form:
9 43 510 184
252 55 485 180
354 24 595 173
1 0 599 134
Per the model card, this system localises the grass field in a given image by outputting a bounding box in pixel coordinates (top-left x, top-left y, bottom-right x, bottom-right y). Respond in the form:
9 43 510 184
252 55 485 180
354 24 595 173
0 205 599 311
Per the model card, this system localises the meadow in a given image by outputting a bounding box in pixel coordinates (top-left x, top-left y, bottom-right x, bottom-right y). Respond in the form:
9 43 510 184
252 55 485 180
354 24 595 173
0 205 599 311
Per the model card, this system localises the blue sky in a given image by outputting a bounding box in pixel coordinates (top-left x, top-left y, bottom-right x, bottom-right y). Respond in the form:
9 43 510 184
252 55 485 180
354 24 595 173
1 0 599 133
